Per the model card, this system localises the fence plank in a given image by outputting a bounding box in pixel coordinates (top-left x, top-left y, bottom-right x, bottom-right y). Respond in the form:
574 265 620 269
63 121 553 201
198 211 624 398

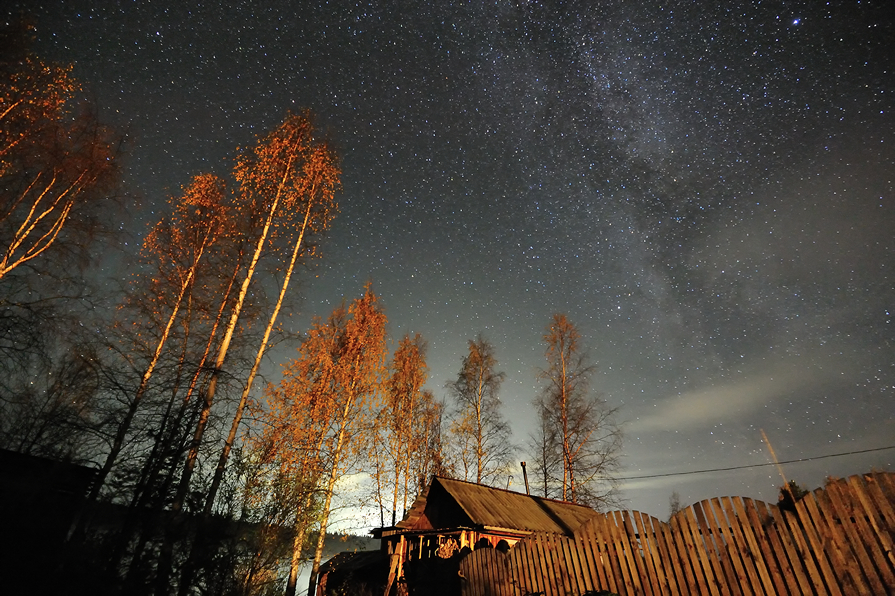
859 473 895 572
531 532 554 596
520 535 543 596
742 497 789 595
680 504 715 596
576 519 604 593
847 474 895 592
565 532 589 594
596 513 623 595
819 485 873 595
720 496 762 594
549 533 573 596
694 503 723 596
613 510 641 596
710 498 751 595
602 514 625 595
755 499 803 595
621 510 650 595
793 491 843 596
805 487 868 594
633 511 663 596
733 497 777 595
508 539 526 596
826 478 887 594
592 514 622 595
670 510 701 595
651 514 684 596
701 498 741 596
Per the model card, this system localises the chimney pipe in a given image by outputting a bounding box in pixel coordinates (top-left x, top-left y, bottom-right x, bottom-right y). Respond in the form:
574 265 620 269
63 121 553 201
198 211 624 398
520 462 530 495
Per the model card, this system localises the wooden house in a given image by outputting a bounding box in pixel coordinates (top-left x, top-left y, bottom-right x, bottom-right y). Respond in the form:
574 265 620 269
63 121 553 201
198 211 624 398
369 475 599 595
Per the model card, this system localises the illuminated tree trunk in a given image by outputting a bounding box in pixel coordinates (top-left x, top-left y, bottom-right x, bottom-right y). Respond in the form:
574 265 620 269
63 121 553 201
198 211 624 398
160 171 287 596
77 174 225 519
85 261 195 506
121 257 241 581
204 163 331 514
163 114 338 596
172 173 285 512
307 389 353 596
307 287 386 596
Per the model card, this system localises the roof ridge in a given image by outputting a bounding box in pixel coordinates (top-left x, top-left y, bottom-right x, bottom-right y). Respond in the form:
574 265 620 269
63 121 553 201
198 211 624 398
433 475 595 509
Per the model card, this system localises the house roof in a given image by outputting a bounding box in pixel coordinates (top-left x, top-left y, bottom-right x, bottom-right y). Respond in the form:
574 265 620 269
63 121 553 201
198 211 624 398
392 476 598 537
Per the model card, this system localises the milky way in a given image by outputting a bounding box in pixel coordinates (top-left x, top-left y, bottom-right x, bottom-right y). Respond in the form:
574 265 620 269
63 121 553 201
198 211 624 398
18 0 893 520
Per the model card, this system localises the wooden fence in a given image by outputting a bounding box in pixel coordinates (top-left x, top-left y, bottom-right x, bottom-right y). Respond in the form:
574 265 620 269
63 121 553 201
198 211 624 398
459 471 895 595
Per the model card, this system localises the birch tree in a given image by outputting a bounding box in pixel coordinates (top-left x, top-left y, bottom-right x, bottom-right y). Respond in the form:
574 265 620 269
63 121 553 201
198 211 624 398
446 334 513 486
84 174 228 506
1 26 118 423
410 390 448 492
372 333 429 524
160 112 337 596
204 139 340 515
306 285 387 596
1 28 116 282
534 314 622 509
257 314 342 596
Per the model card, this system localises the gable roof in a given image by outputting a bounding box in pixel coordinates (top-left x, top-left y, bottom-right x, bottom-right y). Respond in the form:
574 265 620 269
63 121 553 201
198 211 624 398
394 476 598 536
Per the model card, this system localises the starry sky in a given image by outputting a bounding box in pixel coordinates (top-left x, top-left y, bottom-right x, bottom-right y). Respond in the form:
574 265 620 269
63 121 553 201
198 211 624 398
15 1 893 521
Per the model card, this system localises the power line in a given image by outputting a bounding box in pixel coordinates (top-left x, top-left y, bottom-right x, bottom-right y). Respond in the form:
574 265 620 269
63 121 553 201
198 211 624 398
619 445 895 481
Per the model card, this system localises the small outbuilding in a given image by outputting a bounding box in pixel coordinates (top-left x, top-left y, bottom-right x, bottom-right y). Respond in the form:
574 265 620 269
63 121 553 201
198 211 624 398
370 476 599 595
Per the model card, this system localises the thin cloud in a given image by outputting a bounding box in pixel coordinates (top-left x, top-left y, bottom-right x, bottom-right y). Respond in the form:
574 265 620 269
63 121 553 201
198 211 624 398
631 365 820 433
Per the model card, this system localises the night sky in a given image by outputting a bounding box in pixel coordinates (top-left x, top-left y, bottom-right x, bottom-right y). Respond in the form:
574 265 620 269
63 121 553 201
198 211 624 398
15 1 893 523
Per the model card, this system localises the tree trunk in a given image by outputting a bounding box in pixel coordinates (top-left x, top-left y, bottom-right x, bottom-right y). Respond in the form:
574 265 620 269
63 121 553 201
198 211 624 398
204 194 315 514
307 374 358 596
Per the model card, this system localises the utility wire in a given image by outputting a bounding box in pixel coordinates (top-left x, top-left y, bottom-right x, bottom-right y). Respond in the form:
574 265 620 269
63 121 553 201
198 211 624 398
619 445 895 481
